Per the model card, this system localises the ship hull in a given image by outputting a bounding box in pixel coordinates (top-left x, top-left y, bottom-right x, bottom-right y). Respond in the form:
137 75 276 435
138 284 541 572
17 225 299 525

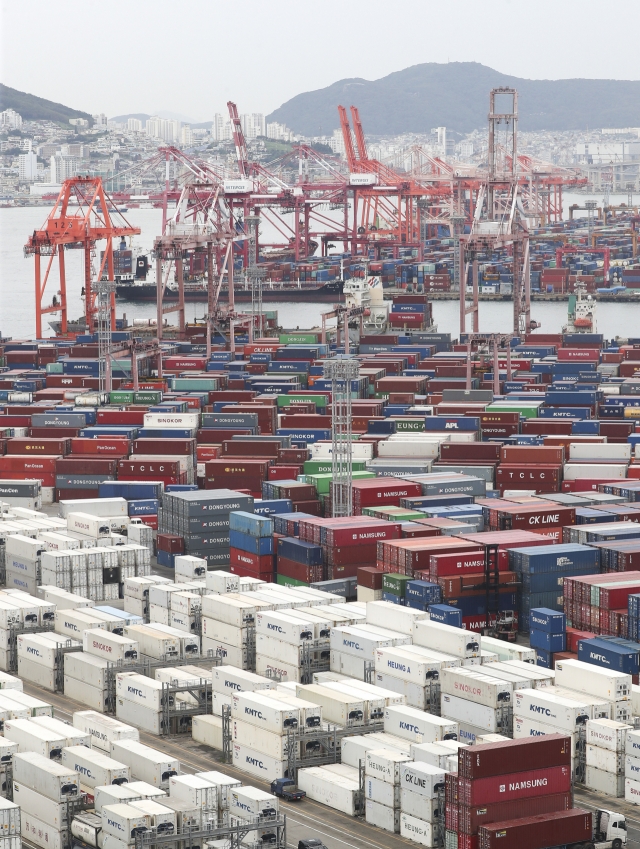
115 282 343 303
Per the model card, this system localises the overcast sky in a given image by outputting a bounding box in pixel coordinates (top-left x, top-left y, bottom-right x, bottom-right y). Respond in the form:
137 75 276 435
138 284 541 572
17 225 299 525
2 0 639 123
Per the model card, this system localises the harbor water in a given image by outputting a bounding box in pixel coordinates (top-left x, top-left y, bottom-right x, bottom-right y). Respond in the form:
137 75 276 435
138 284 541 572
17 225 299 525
0 203 636 341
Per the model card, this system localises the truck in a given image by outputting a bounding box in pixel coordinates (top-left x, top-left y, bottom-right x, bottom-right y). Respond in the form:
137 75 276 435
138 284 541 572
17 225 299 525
270 778 305 802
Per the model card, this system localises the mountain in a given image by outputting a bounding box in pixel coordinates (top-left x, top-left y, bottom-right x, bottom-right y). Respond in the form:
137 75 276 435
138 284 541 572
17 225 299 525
0 84 93 125
266 62 640 136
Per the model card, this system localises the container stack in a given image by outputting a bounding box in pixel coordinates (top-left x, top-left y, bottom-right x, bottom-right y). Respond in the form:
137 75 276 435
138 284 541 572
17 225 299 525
529 607 566 668
566 571 640 636
625 728 640 803
450 736 573 849
584 717 630 797
330 620 411 680
276 537 324 589
169 774 218 829
229 511 275 582
440 666 513 742
228 786 279 846
255 606 329 683
554 657 632 723
201 592 256 669
115 671 171 735
364 747 411 834
230 689 312 781
17 631 81 692
509 543 600 630
14 751 79 849
399 760 447 847
159 489 254 570
374 642 458 711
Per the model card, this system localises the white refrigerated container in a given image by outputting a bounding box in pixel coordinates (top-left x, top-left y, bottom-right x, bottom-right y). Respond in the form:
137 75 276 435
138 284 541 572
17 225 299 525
109 741 179 789
384 704 458 743
413 620 480 659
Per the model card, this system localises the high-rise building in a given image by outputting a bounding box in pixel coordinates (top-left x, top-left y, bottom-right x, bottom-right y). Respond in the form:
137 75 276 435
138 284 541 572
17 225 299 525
0 109 22 130
50 155 79 183
127 118 143 132
329 128 346 157
240 113 265 139
181 125 193 146
212 113 225 141
93 114 108 128
267 122 294 142
145 116 180 143
19 151 38 181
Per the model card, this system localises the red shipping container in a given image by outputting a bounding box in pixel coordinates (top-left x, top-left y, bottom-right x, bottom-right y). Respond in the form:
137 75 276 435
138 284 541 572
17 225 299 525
357 566 383 590
6 438 70 456
324 544 377 567
29 427 80 439
458 764 571 805
496 464 562 492
429 551 503 577
118 460 182 477
231 548 275 573
440 443 501 462
70 437 130 456
56 458 118 475
458 792 572 835
222 440 280 458
133 438 196 456
0 471 55 487
436 572 519 597
156 534 184 554
500 446 564 464
97 410 146 425
140 515 158 530
0 416 31 427
352 479 423 513
56 488 99 500
459 734 571 780
496 505 575 531
325 522 402 547
276 556 322 584
0 455 59 473
278 448 309 463
268 466 302 480
521 419 573 436
229 563 274 581
478 809 592 849
196 446 219 461
293 500 322 516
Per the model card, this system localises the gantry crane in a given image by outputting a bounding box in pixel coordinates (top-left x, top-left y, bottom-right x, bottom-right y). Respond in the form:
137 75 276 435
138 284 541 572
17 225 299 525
24 177 140 338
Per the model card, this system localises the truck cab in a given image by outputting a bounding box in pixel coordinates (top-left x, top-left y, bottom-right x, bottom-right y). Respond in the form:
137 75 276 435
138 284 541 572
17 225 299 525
592 809 627 848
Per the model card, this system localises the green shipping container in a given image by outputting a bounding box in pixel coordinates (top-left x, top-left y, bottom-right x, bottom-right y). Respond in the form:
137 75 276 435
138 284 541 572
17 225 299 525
487 402 542 420
278 333 319 344
110 391 135 404
276 574 308 588
306 471 375 495
276 394 328 409
382 573 412 597
46 362 63 373
171 378 220 391
134 390 163 404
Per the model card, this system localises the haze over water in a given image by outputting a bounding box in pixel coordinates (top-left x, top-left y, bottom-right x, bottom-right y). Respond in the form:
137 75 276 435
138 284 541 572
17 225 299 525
1 201 636 341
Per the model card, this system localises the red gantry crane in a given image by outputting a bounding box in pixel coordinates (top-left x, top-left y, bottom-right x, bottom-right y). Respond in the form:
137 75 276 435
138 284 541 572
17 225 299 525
24 177 140 338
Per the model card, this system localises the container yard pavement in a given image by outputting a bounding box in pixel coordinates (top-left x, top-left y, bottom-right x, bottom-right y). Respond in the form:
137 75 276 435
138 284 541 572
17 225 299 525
20 680 411 849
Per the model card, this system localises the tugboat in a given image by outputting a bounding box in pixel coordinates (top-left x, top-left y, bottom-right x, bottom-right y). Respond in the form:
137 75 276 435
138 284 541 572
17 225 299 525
563 280 596 333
